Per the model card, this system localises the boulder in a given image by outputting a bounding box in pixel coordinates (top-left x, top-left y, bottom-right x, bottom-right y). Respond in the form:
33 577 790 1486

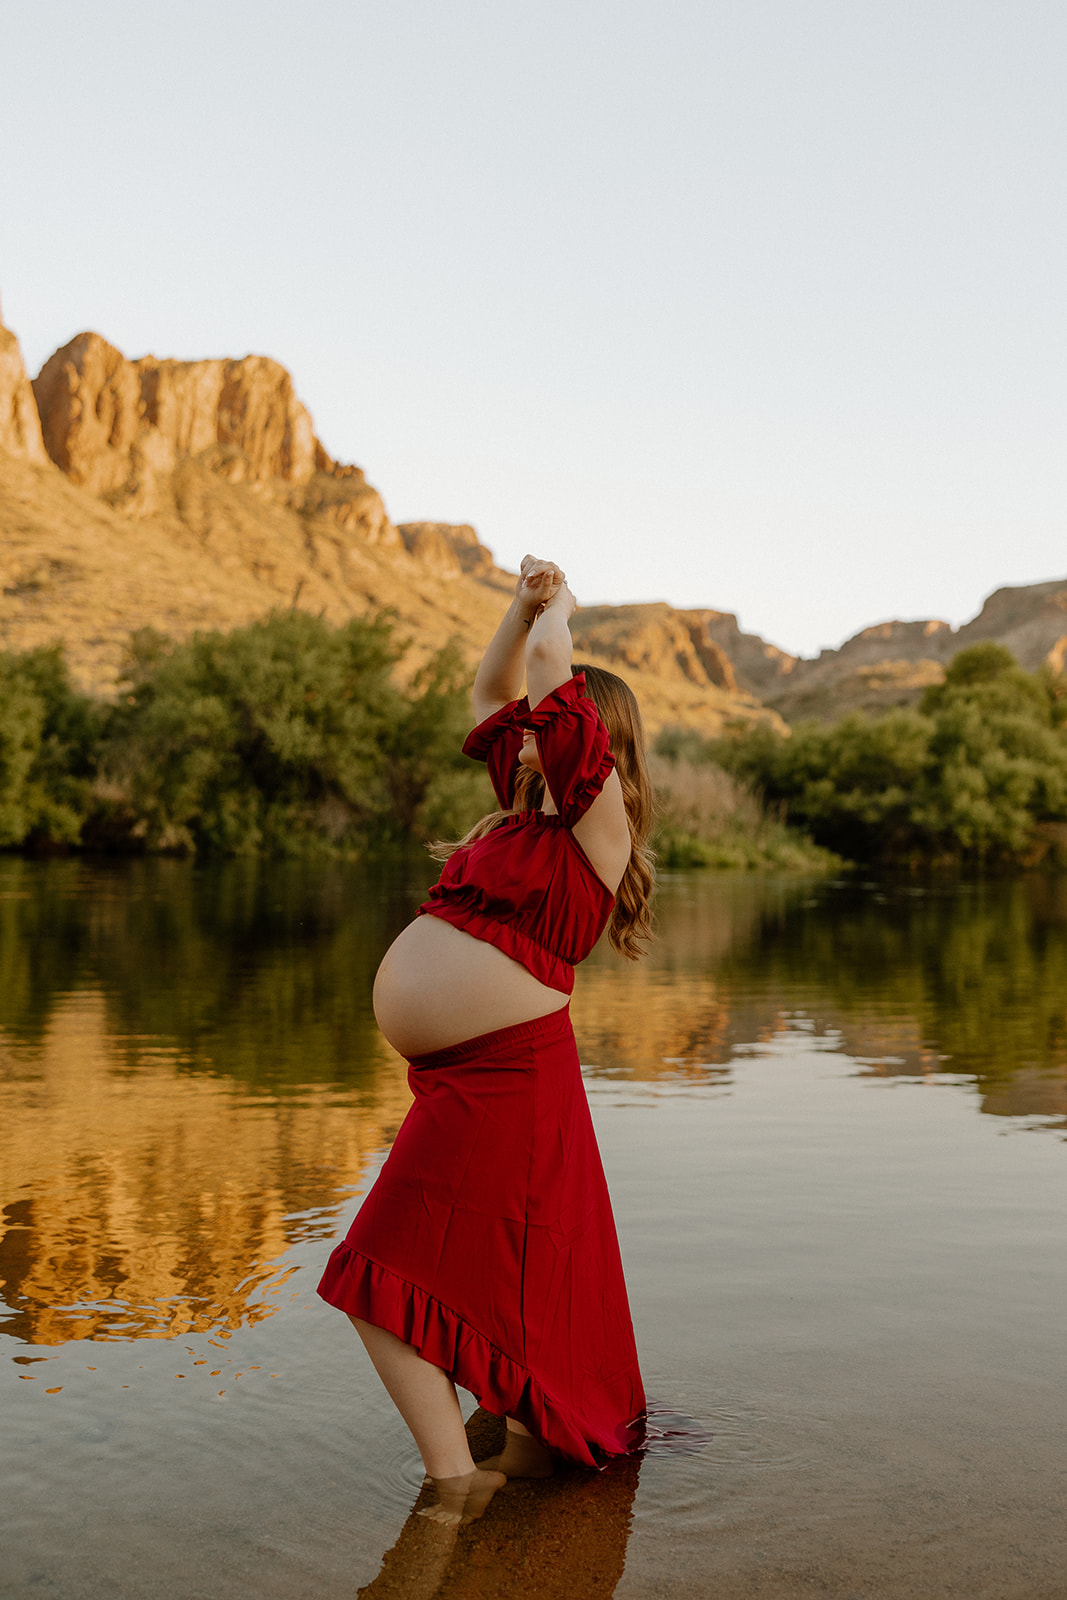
33 333 148 496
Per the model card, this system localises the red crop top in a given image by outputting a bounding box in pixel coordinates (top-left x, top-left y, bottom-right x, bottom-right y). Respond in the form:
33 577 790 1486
417 674 617 994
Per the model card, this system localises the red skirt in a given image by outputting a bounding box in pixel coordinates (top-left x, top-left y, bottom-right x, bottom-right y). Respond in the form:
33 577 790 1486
317 1005 645 1467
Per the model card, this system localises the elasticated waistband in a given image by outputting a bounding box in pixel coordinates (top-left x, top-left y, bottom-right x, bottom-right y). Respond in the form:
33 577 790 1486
408 1004 572 1070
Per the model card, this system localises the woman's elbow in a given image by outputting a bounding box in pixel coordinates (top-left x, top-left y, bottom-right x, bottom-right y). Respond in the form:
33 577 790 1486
526 636 571 670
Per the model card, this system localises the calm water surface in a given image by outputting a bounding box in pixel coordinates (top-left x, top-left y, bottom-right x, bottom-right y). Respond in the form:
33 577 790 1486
2 859 1066 1599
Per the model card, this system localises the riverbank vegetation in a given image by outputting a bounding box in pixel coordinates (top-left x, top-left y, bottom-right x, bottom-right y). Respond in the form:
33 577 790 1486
0 614 487 857
4 623 1062 873
648 751 840 870
0 614 840 871
684 644 1067 870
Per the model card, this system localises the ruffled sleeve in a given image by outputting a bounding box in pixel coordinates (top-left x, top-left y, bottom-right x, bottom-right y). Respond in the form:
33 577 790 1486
525 673 615 827
462 673 614 824
462 699 527 809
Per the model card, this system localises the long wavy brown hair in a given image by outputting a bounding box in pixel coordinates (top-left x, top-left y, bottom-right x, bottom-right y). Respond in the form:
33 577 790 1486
429 663 656 959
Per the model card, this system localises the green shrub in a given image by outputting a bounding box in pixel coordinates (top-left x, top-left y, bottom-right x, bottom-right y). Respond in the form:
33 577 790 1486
94 612 487 857
0 647 100 847
713 644 1067 866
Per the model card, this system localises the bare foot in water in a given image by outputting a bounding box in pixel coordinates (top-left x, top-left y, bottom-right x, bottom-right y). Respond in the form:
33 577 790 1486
476 1430 554 1479
417 1467 507 1526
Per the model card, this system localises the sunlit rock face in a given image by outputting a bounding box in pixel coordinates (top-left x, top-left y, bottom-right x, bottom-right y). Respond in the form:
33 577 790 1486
31 333 328 514
5 301 1065 726
689 608 800 697
0 312 47 463
763 618 954 722
572 603 739 693
396 522 490 580
569 603 787 736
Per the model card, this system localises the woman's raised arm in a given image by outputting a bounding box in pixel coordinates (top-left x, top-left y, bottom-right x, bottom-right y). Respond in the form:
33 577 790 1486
472 557 565 723
524 581 577 709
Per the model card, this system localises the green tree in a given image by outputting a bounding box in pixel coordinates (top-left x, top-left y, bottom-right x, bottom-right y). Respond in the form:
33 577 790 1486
712 644 1067 866
379 641 492 843
96 611 487 857
0 647 99 847
717 709 933 862
912 644 1067 859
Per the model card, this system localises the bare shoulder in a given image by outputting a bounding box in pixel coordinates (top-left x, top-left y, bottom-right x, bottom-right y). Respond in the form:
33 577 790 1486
571 770 632 894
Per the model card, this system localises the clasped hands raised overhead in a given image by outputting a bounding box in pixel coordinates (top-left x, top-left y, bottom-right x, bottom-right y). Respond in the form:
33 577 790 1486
517 555 577 624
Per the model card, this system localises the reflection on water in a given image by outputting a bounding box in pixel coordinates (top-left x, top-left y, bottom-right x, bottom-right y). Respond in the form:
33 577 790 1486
726 873 1067 1121
3 859 1067 1599
0 857 414 1344
2 862 1066 1353
577 872 1067 1124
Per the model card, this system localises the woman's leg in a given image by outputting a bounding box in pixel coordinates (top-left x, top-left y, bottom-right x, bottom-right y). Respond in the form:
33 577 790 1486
350 1317 473 1476
349 1318 506 1522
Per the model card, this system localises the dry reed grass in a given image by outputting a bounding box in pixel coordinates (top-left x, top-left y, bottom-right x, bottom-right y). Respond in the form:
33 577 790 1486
649 752 839 870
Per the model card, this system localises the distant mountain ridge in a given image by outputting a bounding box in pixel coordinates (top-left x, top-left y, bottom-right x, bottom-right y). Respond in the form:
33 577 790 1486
570 578 1067 726
755 581 1067 721
1 302 1064 730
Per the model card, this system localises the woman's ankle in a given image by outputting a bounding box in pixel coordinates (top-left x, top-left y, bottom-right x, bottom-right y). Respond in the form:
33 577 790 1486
422 1449 476 1479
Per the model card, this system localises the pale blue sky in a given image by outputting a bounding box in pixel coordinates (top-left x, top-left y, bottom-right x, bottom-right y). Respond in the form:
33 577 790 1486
3 0 1066 655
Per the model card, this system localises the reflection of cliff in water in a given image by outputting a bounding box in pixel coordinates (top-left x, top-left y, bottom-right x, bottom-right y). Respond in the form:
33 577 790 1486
3 860 1065 1352
0 857 415 1345
0 990 411 1344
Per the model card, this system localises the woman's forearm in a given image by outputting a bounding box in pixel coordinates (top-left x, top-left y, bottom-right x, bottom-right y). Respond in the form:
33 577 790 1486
472 600 533 718
525 592 574 709
474 559 567 718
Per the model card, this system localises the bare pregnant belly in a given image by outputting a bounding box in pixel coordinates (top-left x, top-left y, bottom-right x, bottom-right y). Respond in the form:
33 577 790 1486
372 915 568 1058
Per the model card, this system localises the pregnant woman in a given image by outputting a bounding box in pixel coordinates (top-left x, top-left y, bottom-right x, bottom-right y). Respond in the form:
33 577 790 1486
318 556 654 1525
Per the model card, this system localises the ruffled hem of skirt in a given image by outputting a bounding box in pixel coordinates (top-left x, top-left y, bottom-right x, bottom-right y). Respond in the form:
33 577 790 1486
317 1243 643 1469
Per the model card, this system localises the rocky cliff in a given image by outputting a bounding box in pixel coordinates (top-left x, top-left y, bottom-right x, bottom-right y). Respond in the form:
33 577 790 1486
568 602 784 734
32 331 352 518
0 310 47 464
953 578 1067 670
1 310 779 733
760 588 1067 722
2 303 1063 733
575 582 1067 726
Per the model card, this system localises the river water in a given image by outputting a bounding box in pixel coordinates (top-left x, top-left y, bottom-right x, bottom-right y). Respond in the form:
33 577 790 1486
2 859 1065 1599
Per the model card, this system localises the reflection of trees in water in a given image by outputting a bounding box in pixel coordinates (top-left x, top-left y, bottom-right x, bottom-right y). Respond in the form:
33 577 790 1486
0 854 423 1088
4 861 1065 1349
714 876 1067 1120
575 872 814 1083
577 871 1067 1121
358 1410 639 1600
0 857 419 1345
